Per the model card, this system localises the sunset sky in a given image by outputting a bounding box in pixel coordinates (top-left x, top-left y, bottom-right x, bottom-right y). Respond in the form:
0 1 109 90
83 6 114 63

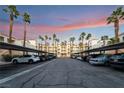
0 5 124 43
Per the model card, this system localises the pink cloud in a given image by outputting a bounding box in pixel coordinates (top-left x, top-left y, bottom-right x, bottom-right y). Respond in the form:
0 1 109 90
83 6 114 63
1 16 123 40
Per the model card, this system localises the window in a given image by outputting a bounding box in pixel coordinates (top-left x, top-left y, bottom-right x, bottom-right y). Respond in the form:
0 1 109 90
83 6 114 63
23 55 31 57
0 36 4 42
122 36 124 41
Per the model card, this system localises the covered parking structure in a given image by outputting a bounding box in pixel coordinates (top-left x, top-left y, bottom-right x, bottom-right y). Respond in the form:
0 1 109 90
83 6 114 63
0 42 53 55
74 42 124 55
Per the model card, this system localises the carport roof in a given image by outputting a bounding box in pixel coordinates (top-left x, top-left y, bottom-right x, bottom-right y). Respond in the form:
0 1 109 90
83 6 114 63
80 42 124 53
0 42 47 53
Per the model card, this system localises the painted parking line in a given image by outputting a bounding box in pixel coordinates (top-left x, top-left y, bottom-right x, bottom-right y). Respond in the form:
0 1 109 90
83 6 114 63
0 59 55 84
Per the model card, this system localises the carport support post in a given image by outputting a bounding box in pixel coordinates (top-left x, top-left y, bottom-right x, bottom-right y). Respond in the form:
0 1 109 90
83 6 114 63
115 49 118 54
87 51 90 56
81 52 83 59
45 52 47 57
26 51 28 55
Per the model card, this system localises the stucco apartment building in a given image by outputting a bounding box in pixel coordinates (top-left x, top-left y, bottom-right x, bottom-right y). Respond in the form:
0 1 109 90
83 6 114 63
0 32 37 56
36 43 80 57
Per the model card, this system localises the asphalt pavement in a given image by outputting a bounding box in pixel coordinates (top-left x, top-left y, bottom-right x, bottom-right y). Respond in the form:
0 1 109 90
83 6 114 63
0 58 124 88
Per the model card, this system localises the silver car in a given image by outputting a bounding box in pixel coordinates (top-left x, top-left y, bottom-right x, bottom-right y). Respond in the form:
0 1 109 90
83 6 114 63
89 54 111 65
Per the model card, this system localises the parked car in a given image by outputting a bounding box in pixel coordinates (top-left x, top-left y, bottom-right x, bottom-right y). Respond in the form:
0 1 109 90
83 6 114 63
109 53 124 69
47 55 53 60
70 53 79 59
76 56 82 60
89 54 111 65
82 55 88 61
39 55 47 61
71 54 77 59
70 54 76 59
85 54 101 62
12 55 40 64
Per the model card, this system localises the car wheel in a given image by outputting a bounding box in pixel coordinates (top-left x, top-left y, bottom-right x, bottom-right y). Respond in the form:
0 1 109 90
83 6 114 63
28 59 33 64
105 61 110 66
42 58 46 61
13 60 18 64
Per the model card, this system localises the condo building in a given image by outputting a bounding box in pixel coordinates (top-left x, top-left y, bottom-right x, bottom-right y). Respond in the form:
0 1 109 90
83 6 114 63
36 42 81 57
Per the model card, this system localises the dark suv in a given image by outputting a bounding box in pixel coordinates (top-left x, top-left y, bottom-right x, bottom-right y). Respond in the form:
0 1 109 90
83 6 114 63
110 53 124 69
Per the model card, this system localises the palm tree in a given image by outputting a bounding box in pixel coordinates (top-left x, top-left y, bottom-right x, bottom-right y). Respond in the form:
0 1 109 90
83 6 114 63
22 12 31 55
39 35 44 51
54 38 59 55
101 35 109 46
86 33 92 50
108 37 115 45
48 37 51 53
55 38 59 47
56 38 60 45
69 37 75 54
52 33 56 53
79 42 83 52
107 7 124 43
44 35 48 52
3 5 19 56
79 32 86 51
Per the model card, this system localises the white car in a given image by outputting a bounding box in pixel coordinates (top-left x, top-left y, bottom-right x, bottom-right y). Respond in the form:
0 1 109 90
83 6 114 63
12 55 40 64
76 56 82 60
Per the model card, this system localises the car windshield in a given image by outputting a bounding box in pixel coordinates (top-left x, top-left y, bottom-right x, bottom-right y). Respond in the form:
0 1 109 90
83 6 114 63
91 54 101 58
23 55 31 57
34 55 38 57
97 55 105 58
111 54 124 59
97 55 109 58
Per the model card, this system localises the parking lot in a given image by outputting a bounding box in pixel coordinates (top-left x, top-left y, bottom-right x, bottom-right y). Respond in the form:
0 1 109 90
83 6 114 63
0 58 124 88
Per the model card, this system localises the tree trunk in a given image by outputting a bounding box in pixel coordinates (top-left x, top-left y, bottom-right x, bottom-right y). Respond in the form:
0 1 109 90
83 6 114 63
114 20 119 54
45 40 47 52
41 44 42 51
71 42 74 53
81 40 84 58
52 39 54 53
70 41 71 52
23 22 27 55
8 15 13 57
38 44 40 50
114 20 119 43
88 40 90 50
103 40 105 46
82 39 84 51
55 41 57 55
87 40 90 55
45 40 47 56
